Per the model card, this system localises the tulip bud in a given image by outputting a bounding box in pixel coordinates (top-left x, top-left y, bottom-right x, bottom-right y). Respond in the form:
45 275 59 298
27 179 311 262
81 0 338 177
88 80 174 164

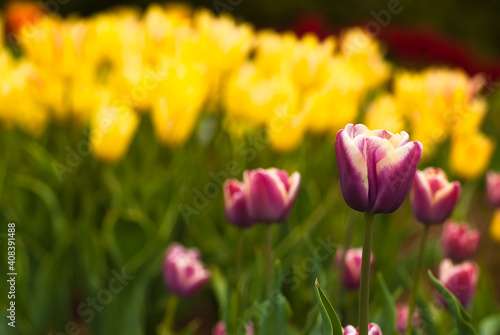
486 171 500 208
395 304 420 334
244 168 301 223
335 248 374 290
212 321 254 335
163 243 210 297
223 180 254 228
343 323 383 335
441 221 480 262
410 168 461 225
438 259 479 308
335 124 422 214
212 322 226 335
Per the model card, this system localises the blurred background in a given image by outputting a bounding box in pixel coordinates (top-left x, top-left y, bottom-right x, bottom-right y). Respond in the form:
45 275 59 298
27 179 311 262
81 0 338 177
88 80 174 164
3 0 500 75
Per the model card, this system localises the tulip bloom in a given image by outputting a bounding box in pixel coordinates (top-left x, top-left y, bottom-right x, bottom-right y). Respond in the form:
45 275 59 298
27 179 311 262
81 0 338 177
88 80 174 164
335 124 422 214
395 304 419 334
223 180 254 228
438 259 479 308
224 168 300 225
343 323 383 335
486 171 500 208
450 131 494 180
163 243 210 297
441 221 480 262
489 210 500 243
334 248 374 290
410 168 461 225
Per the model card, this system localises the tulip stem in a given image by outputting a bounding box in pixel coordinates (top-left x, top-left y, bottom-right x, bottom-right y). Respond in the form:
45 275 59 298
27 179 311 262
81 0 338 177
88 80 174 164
405 224 429 335
235 228 244 288
359 212 375 335
159 295 178 334
266 225 274 297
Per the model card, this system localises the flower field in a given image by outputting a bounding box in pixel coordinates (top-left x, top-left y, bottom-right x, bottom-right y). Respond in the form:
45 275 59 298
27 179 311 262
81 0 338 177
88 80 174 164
0 2 500 335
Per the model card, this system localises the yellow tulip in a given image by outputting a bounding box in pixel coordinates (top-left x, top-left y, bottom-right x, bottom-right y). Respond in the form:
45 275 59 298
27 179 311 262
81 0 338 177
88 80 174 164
364 94 404 134
490 210 500 243
151 59 208 146
450 130 494 180
90 97 139 163
266 102 307 153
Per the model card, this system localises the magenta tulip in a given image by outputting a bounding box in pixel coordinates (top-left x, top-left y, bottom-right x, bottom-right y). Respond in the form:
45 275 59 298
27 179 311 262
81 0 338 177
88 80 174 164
244 168 301 222
224 168 300 225
335 248 374 290
223 180 254 228
335 124 422 214
441 221 480 262
410 168 461 225
343 323 383 335
438 259 479 308
487 171 500 208
163 243 210 297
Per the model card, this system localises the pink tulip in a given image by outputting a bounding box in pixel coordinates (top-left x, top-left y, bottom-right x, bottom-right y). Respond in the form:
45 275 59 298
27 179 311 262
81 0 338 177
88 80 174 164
438 259 479 308
410 168 461 225
343 323 383 334
335 248 374 290
486 171 500 208
441 221 480 262
335 124 422 214
224 168 300 225
163 243 210 297
395 304 420 334
212 321 254 335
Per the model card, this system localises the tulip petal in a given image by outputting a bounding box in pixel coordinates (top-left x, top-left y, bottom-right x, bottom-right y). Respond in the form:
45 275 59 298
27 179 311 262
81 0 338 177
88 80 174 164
278 171 301 221
373 141 423 214
245 169 288 222
429 181 461 223
335 129 369 212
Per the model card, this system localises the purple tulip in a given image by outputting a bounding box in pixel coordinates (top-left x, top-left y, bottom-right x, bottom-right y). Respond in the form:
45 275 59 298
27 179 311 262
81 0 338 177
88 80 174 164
487 171 500 208
223 180 254 228
224 168 300 225
163 243 210 297
343 323 383 335
335 248 374 290
395 304 420 334
335 124 422 214
441 221 480 262
410 168 461 225
438 259 479 308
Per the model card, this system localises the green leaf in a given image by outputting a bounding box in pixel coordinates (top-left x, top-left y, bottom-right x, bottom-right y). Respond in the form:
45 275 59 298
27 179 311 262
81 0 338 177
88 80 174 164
211 267 229 322
260 292 292 335
479 314 500 335
314 278 343 335
376 273 397 335
427 270 478 335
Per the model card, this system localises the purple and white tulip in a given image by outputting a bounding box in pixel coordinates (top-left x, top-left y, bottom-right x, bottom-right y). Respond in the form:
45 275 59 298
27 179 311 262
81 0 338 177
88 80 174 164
335 124 423 214
438 259 479 308
410 168 461 225
163 243 210 297
224 168 301 225
343 323 383 335
441 221 480 263
335 247 374 290
487 171 500 208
